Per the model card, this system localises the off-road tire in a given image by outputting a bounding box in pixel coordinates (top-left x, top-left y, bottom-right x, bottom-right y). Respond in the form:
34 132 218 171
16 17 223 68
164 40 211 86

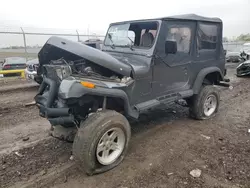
73 110 131 175
188 85 220 120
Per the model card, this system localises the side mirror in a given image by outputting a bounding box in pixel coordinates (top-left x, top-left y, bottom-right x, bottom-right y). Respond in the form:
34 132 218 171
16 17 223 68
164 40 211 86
165 40 177 54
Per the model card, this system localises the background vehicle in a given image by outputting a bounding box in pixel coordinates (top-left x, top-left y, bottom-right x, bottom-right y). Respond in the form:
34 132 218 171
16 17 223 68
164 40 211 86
236 60 250 77
2 57 26 77
243 42 250 47
226 51 244 62
83 39 103 50
240 45 250 60
25 58 39 80
35 14 229 175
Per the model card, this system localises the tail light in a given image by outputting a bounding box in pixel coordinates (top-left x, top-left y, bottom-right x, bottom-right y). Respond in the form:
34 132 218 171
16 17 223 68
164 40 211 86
4 65 11 69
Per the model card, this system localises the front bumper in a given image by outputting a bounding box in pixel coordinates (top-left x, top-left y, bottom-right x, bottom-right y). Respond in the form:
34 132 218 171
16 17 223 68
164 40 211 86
25 69 37 80
35 76 138 126
35 77 75 126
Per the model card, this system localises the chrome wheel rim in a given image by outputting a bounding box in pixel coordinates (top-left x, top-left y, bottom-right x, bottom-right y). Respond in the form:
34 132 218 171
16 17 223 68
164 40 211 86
96 127 125 165
203 94 217 117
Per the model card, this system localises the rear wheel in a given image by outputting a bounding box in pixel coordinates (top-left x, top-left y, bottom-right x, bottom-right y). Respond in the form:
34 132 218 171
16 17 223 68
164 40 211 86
73 110 131 175
188 85 220 120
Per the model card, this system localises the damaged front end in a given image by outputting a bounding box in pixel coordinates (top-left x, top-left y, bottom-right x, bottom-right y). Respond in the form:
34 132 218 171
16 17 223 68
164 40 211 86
35 37 136 128
236 60 250 77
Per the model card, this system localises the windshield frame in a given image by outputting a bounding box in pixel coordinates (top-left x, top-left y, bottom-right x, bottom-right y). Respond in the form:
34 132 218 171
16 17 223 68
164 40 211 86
103 20 160 52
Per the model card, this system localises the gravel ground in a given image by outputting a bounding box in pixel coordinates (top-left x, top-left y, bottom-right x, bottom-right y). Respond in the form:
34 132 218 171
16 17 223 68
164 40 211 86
0 86 39 130
1 63 250 188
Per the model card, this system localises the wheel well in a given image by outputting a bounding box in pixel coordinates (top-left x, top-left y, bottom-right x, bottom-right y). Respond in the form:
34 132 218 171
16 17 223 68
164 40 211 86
70 95 125 116
203 72 222 85
105 97 125 113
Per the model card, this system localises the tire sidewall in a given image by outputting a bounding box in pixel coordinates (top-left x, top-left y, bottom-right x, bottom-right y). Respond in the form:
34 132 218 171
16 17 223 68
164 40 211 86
73 111 131 175
200 87 220 119
90 121 130 169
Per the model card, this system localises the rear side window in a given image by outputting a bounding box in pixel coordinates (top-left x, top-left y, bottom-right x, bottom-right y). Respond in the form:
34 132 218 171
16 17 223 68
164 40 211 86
198 23 218 50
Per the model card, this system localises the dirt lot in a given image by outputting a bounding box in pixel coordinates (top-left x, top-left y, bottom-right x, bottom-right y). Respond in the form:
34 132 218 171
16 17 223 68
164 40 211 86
0 63 250 188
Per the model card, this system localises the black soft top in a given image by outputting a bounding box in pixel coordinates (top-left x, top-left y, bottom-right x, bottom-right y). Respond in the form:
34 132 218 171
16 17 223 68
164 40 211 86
111 14 222 25
164 14 222 23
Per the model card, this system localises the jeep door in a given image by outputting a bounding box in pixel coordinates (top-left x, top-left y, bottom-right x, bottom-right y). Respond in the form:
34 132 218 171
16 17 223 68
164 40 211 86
152 20 195 96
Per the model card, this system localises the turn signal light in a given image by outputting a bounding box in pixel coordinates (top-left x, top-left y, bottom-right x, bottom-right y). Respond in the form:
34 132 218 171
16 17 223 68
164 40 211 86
80 81 95 88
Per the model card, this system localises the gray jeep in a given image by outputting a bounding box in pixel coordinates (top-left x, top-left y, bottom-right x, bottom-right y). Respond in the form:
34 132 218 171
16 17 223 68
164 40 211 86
35 14 229 175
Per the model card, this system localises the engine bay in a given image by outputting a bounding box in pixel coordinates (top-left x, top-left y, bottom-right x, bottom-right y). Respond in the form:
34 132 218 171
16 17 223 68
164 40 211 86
42 58 132 83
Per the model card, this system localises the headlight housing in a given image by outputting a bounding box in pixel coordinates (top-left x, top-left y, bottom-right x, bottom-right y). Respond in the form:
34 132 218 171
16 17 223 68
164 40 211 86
43 64 72 81
55 65 72 80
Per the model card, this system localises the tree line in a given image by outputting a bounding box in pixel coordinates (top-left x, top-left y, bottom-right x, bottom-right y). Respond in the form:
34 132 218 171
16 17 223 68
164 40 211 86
223 34 250 42
237 34 250 41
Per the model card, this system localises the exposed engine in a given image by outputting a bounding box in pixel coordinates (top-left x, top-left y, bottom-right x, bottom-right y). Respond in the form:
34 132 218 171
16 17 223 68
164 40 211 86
43 58 131 83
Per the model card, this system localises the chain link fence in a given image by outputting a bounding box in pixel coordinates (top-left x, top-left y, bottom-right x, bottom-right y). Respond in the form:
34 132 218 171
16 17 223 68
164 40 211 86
0 26 105 63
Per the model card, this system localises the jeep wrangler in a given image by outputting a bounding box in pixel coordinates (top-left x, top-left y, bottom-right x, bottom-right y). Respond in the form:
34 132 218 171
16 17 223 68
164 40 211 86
35 14 229 175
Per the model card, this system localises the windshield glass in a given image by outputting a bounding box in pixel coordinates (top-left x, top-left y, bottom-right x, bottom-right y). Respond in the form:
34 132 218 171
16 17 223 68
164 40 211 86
104 21 158 49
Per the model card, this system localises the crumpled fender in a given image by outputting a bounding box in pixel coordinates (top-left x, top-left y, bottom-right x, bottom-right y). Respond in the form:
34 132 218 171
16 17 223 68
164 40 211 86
58 79 139 119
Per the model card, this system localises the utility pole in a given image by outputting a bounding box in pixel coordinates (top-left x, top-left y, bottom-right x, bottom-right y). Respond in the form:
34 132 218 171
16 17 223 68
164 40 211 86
20 27 28 62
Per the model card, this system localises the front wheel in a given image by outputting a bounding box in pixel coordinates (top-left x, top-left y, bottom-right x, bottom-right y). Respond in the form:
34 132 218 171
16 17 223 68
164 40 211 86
73 110 131 175
188 85 220 120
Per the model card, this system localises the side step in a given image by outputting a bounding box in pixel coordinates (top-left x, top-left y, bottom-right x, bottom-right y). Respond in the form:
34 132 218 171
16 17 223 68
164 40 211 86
135 90 193 112
135 99 161 112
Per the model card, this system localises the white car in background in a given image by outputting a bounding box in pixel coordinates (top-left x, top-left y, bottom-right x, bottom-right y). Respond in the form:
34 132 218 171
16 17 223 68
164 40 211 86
25 58 39 80
241 43 250 60
243 42 250 46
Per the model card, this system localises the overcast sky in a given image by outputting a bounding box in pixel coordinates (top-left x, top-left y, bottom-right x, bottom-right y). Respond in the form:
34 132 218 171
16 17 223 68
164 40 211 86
0 0 249 47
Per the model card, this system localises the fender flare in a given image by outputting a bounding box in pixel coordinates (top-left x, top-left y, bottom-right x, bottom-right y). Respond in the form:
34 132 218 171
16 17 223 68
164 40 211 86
192 67 224 94
58 79 139 119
